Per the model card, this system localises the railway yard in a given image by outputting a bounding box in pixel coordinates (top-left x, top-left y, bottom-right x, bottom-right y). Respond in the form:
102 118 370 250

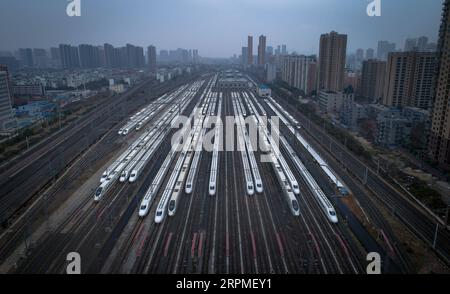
0 71 448 274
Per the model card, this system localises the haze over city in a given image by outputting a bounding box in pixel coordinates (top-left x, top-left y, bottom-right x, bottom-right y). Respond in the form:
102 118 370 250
0 0 443 56
0 0 450 279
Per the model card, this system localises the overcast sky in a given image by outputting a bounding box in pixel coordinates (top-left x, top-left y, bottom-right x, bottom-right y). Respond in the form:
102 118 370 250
0 0 444 57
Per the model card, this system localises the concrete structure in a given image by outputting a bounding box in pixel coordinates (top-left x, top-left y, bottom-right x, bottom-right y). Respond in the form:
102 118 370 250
241 47 248 65
319 91 344 114
18 48 34 68
429 0 450 168
147 45 157 72
110 83 125 94
217 70 248 89
247 36 253 66
266 63 276 83
383 51 436 110
375 106 430 149
280 55 317 96
257 84 271 97
365 48 375 60
59 44 80 69
258 35 266 65
360 59 386 102
318 31 347 92
13 84 46 97
0 66 15 132
340 88 367 129
404 38 418 51
377 41 396 60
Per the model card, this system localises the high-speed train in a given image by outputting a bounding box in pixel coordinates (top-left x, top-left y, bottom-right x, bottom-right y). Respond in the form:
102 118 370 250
94 179 113 202
279 137 338 223
138 152 175 216
270 152 300 216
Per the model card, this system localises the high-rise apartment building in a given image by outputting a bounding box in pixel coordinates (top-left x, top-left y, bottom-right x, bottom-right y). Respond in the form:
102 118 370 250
365 48 375 60
0 66 15 132
147 45 157 71
318 31 347 92
59 44 80 69
281 55 317 96
360 59 386 102
377 41 396 60
258 35 266 65
241 47 248 65
429 0 450 168
78 44 100 68
247 36 253 65
383 51 436 109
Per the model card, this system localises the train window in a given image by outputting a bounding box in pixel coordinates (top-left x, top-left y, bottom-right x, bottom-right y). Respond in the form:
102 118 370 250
257 184 262 188
140 205 146 210
95 187 103 196
292 200 299 211
210 185 214 190
329 211 336 216
156 211 162 217
187 184 191 188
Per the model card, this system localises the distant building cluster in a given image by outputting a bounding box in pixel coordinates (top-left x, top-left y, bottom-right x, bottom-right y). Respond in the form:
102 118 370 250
232 0 449 169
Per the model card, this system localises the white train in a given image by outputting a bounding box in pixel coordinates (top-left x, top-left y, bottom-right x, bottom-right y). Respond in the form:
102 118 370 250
235 97 263 194
209 96 222 196
233 98 255 196
270 152 300 216
280 137 338 223
168 150 193 216
185 129 205 194
139 150 175 217
267 99 349 196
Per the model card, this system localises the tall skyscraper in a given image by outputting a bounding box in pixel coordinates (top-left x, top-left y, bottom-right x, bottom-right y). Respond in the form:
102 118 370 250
0 66 14 132
281 45 287 55
247 36 253 65
258 35 266 65
104 43 116 68
59 44 80 69
377 41 396 60
404 38 418 51
356 48 364 63
276 45 281 55
147 45 157 71
365 48 375 60
417 36 429 51
241 47 248 65
383 51 436 109
318 31 347 92
193 49 199 64
32 48 48 68
18 48 33 68
125 44 145 68
78 44 100 68
429 0 450 168
360 59 386 102
281 55 317 96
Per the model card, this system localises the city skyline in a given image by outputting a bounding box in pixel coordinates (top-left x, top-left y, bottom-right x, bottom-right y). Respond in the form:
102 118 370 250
0 0 443 57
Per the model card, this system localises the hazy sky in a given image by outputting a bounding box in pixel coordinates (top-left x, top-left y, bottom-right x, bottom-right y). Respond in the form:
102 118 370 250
0 0 444 57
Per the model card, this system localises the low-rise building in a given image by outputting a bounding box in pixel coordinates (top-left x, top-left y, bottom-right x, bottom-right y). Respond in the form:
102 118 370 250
257 84 271 97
